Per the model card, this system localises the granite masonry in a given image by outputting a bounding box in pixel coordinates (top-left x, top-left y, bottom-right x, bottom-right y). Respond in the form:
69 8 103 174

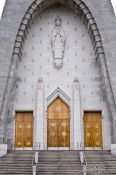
0 0 116 156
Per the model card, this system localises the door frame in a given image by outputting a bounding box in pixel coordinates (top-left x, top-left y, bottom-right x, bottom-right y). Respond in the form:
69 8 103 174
47 97 71 149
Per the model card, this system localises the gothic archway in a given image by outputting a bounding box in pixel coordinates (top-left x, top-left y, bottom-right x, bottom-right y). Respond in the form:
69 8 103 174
47 97 70 148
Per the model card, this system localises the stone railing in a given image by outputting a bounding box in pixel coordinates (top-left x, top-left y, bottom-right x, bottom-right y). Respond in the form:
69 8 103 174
32 142 41 175
77 142 87 175
32 151 39 175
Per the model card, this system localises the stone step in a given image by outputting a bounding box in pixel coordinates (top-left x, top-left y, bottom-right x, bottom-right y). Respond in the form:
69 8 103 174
36 172 82 174
37 173 82 174
85 150 116 174
37 151 82 174
37 167 82 170
0 151 33 175
37 166 81 172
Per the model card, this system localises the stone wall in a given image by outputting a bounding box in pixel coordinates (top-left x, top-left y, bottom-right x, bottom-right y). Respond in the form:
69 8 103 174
0 0 116 149
13 5 111 149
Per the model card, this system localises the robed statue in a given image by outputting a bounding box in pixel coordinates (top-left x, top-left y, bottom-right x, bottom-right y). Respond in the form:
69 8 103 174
51 16 66 70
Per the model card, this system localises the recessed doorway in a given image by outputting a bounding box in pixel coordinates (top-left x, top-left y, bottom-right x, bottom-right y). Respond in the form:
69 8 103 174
15 112 33 149
47 97 70 149
84 111 103 149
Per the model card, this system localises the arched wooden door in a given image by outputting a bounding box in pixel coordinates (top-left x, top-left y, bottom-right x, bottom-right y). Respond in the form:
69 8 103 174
47 97 70 148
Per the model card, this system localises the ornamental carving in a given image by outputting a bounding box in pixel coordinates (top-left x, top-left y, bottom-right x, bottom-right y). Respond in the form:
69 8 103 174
61 131 67 137
51 16 66 70
47 87 70 106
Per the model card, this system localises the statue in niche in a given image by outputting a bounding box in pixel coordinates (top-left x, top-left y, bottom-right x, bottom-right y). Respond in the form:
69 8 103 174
51 16 66 70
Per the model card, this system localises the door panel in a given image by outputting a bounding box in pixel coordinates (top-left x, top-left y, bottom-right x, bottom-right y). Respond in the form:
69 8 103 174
15 112 33 148
47 97 70 147
84 112 103 148
84 114 93 147
47 119 58 147
15 113 24 147
59 119 70 147
24 113 33 147
93 114 102 147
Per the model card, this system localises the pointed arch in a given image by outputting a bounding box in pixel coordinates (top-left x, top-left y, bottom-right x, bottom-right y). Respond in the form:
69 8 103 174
47 96 70 147
2 0 116 144
47 87 70 107
13 0 104 60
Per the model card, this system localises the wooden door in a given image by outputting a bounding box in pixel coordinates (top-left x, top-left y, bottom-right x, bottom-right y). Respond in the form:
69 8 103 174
47 97 70 147
15 112 33 148
84 112 103 148
59 119 70 147
15 113 24 148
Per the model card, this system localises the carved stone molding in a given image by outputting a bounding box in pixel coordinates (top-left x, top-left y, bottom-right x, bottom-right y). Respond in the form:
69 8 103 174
47 87 70 106
84 108 102 112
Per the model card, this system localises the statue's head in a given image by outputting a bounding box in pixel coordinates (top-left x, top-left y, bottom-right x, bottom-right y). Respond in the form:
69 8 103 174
55 16 61 27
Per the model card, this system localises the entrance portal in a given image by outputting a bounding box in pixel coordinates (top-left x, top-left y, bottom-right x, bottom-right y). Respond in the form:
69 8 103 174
15 112 33 148
47 97 70 148
84 112 103 148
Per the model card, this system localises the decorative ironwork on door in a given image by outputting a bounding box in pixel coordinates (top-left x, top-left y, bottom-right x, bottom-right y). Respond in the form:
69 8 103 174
47 97 70 147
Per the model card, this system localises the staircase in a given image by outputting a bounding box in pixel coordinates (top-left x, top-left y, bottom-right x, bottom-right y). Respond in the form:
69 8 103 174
0 151 34 175
37 150 82 175
1 150 116 175
0 150 82 175
85 150 116 174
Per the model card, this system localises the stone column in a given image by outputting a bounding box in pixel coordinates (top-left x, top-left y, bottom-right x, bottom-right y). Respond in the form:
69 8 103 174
73 78 82 150
35 79 44 150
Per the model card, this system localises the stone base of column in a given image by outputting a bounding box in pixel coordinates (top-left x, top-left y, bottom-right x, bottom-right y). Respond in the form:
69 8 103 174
111 144 116 155
0 144 7 157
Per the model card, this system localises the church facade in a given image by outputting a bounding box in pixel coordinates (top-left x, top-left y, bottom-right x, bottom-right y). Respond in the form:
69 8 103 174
0 0 116 155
